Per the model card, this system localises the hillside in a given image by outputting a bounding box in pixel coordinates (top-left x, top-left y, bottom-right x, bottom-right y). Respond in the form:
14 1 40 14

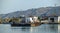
0 6 60 18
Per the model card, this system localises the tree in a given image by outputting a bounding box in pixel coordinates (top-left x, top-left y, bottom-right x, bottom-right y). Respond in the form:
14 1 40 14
38 17 41 22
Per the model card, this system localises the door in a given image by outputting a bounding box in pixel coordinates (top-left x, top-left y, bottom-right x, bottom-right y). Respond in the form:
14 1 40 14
50 18 54 22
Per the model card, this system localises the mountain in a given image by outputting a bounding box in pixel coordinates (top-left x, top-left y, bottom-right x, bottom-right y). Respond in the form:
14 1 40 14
0 6 60 18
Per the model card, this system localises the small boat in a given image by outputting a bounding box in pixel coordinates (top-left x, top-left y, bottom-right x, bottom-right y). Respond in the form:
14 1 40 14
11 23 31 27
11 22 41 27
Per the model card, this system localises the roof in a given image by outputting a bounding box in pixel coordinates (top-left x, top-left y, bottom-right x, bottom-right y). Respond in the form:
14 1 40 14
47 15 58 17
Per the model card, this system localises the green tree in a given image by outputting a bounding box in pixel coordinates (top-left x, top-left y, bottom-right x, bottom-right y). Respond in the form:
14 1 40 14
38 17 41 21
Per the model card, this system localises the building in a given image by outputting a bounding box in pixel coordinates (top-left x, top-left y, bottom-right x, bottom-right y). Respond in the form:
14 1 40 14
48 16 60 23
25 17 33 23
25 16 40 23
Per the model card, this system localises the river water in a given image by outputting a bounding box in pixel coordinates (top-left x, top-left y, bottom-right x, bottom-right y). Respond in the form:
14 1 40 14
0 24 59 33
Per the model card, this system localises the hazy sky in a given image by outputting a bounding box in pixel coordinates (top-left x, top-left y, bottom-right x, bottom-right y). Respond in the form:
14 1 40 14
0 0 60 14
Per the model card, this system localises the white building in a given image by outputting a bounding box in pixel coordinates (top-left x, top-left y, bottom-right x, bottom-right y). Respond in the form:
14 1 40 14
33 16 38 22
58 16 60 23
25 17 33 23
48 16 60 23
25 16 39 23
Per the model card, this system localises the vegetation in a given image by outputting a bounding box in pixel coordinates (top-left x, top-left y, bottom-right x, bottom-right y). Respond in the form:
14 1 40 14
0 17 22 24
11 17 22 23
38 17 41 22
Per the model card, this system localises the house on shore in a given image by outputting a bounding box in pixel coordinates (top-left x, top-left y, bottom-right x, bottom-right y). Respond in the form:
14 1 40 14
25 16 40 23
48 15 60 23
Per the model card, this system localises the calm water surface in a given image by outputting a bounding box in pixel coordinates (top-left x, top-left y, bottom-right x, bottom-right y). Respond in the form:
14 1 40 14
0 24 59 33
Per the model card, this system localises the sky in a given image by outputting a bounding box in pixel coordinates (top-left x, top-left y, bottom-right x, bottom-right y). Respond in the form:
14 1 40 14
0 0 60 14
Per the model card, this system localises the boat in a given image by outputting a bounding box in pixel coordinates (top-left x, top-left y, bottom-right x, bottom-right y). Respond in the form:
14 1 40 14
11 23 31 27
11 22 41 27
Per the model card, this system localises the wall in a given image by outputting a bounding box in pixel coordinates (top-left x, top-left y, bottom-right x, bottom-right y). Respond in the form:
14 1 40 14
58 16 60 23
48 17 58 23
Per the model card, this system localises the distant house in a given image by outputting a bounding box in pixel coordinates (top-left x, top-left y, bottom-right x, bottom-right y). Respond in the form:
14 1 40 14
48 15 60 23
25 17 33 23
25 16 40 23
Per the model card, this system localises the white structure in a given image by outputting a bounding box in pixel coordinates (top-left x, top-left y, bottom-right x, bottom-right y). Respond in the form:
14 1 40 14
48 16 60 23
33 16 38 22
25 16 38 23
58 16 60 23
26 17 33 23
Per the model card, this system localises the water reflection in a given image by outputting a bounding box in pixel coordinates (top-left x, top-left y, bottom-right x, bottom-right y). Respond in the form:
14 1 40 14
10 24 58 33
58 24 60 33
48 24 58 31
21 27 30 31
0 24 58 33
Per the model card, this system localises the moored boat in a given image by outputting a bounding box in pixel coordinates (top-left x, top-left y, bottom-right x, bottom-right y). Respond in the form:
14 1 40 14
11 22 41 27
11 23 31 27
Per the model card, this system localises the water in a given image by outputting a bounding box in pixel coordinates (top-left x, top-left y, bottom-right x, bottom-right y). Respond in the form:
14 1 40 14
0 24 59 33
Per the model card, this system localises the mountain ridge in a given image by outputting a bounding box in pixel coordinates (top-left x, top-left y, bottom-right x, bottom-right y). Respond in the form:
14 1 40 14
0 6 60 18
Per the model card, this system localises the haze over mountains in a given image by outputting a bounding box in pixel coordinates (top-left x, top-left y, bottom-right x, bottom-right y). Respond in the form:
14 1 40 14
0 6 60 18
